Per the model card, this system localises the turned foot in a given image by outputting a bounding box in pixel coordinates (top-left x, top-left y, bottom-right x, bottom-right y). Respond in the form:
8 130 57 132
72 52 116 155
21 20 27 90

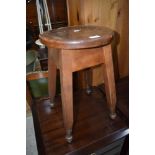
109 112 117 120
49 98 55 108
65 129 73 143
49 102 55 108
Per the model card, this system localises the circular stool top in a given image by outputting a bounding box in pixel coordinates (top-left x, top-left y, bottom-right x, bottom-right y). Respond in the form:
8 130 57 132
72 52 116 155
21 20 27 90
39 25 114 49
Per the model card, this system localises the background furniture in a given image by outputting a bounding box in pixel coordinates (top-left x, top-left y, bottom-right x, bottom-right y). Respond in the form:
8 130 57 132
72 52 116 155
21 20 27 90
26 71 49 108
40 25 117 143
26 50 38 73
26 0 68 72
26 0 68 41
26 70 60 108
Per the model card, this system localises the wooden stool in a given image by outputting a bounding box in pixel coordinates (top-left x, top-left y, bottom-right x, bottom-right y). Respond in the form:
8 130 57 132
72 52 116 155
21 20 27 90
39 25 117 143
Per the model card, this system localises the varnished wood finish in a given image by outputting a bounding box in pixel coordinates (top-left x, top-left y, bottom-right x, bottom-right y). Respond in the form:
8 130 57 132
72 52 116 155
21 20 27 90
26 71 48 81
31 102 46 155
98 76 129 122
59 49 73 142
48 0 68 27
66 0 129 86
48 49 57 104
71 47 103 72
102 45 116 117
39 25 116 142
39 25 113 49
32 77 128 155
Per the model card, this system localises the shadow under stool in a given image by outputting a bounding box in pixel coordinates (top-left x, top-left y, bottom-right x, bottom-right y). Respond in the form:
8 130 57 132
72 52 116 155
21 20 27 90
39 25 117 143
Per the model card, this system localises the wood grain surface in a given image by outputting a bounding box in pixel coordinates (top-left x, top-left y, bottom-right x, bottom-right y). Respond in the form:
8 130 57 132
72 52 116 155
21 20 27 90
31 77 129 155
39 25 113 49
66 0 129 86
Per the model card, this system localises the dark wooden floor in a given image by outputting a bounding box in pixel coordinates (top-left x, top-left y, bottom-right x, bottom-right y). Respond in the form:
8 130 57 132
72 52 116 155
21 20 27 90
32 77 129 155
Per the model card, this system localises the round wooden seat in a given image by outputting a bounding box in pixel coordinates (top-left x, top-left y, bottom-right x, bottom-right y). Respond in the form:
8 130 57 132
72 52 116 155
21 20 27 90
39 25 116 143
39 25 114 49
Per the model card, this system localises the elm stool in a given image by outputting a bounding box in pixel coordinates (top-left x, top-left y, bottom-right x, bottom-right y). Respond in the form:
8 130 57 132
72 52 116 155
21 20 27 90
39 25 117 143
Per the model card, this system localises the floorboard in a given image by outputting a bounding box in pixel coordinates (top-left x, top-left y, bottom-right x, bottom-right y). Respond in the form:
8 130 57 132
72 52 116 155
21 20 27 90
32 77 129 155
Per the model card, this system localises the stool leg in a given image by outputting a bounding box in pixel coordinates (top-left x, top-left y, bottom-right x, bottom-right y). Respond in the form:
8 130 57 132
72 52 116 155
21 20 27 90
84 68 92 95
102 45 117 119
48 51 57 108
60 50 73 143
